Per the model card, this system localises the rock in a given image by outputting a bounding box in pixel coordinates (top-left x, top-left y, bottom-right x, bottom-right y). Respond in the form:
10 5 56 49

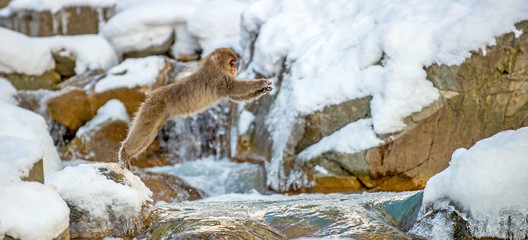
311 175 363 193
242 21 528 192
47 163 153 239
2 70 61 90
46 88 93 131
52 49 76 78
60 120 128 162
135 171 206 203
21 159 44 184
0 6 115 37
88 86 147 117
60 99 129 163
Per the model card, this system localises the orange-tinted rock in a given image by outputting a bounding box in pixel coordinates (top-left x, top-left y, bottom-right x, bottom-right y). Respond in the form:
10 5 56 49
88 86 147 117
136 171 205 203
46 88 93 131
312 175 362 193
61 120 128 162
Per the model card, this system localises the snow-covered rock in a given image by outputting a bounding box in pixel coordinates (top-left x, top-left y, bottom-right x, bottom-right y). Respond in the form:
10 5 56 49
411 127 528 239
47 162 153 238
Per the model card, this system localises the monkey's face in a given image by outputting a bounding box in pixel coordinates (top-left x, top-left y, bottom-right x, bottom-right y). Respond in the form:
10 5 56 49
230 59 237 75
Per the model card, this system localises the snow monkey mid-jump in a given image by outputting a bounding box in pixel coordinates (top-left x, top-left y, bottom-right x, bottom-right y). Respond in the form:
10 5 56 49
118 48 272 169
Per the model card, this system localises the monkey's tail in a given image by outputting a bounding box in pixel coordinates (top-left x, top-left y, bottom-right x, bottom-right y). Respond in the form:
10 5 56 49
118 145 130 169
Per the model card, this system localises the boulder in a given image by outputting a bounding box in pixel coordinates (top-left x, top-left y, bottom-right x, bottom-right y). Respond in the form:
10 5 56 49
123 32 175 59
135 171 206 203
52 49 76 78
47 163 153 239
46 87 93 131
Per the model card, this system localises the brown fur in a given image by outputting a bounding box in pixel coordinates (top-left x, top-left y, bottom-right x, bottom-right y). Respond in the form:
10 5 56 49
118 48 272 169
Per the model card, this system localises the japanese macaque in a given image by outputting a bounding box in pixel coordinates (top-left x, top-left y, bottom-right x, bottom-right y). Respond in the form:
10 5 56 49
118 48 272 169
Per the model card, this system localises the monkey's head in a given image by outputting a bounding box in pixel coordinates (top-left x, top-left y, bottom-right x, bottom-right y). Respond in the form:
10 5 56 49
208 48 239 76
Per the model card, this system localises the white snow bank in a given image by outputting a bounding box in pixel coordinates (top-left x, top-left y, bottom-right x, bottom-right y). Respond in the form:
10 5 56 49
0 78 17 104
0 0 118 15
76 99 130 138
0 27 117 76
424 127 528 215
417 127 528 239
101 0 201 56
298 119 384 160
238 109 255 134
241 0 528 190
185 0 248 57
0 101 62 174
94 55 167 93
0 182 70 240
47 163 152 222
0 136 43 182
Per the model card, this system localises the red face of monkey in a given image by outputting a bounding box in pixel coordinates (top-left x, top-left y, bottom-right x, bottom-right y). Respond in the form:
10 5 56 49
230 59 237 75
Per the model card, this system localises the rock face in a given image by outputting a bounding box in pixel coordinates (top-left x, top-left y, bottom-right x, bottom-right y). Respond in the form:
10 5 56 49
235 21 528 193
0 6 114 37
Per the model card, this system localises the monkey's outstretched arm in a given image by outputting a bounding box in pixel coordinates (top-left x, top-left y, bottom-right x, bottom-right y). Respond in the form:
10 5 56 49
229 86 272 102
222 78 271 96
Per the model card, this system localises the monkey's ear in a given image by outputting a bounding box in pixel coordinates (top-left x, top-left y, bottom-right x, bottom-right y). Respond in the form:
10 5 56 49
211 51 221 63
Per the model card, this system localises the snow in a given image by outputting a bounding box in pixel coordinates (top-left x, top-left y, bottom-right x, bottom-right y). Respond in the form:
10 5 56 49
238 109 255 134
240 0 528 190
0 101 62 175
0 182 70 240
47 163 152 223
0 0 118 15
185 0 248 57
76 99 130 138
0 136 43 182
297 119 384 160
0 27 117 76
0 78 17 104
417 127 528 239
93 55 167 93
101 0 202 56
423 127 528 215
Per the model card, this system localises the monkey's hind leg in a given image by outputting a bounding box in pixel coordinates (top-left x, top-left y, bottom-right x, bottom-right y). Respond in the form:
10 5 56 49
118 102 169 169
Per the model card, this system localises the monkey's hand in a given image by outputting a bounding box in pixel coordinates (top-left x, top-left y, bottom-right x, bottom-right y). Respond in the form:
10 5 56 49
229 83 272 102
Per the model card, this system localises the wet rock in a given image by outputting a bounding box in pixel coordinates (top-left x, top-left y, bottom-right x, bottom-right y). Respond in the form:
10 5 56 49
139 191 422 239
311 175 362 193
0 6 115 37
21 159 44 184
135 171 206 203
2 70 61 90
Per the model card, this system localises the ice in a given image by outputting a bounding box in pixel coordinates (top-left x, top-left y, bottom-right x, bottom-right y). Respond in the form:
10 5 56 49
76 99 130 138
240 0 528 191
412 127 528 239
237 109 255 134
93 56 167 93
